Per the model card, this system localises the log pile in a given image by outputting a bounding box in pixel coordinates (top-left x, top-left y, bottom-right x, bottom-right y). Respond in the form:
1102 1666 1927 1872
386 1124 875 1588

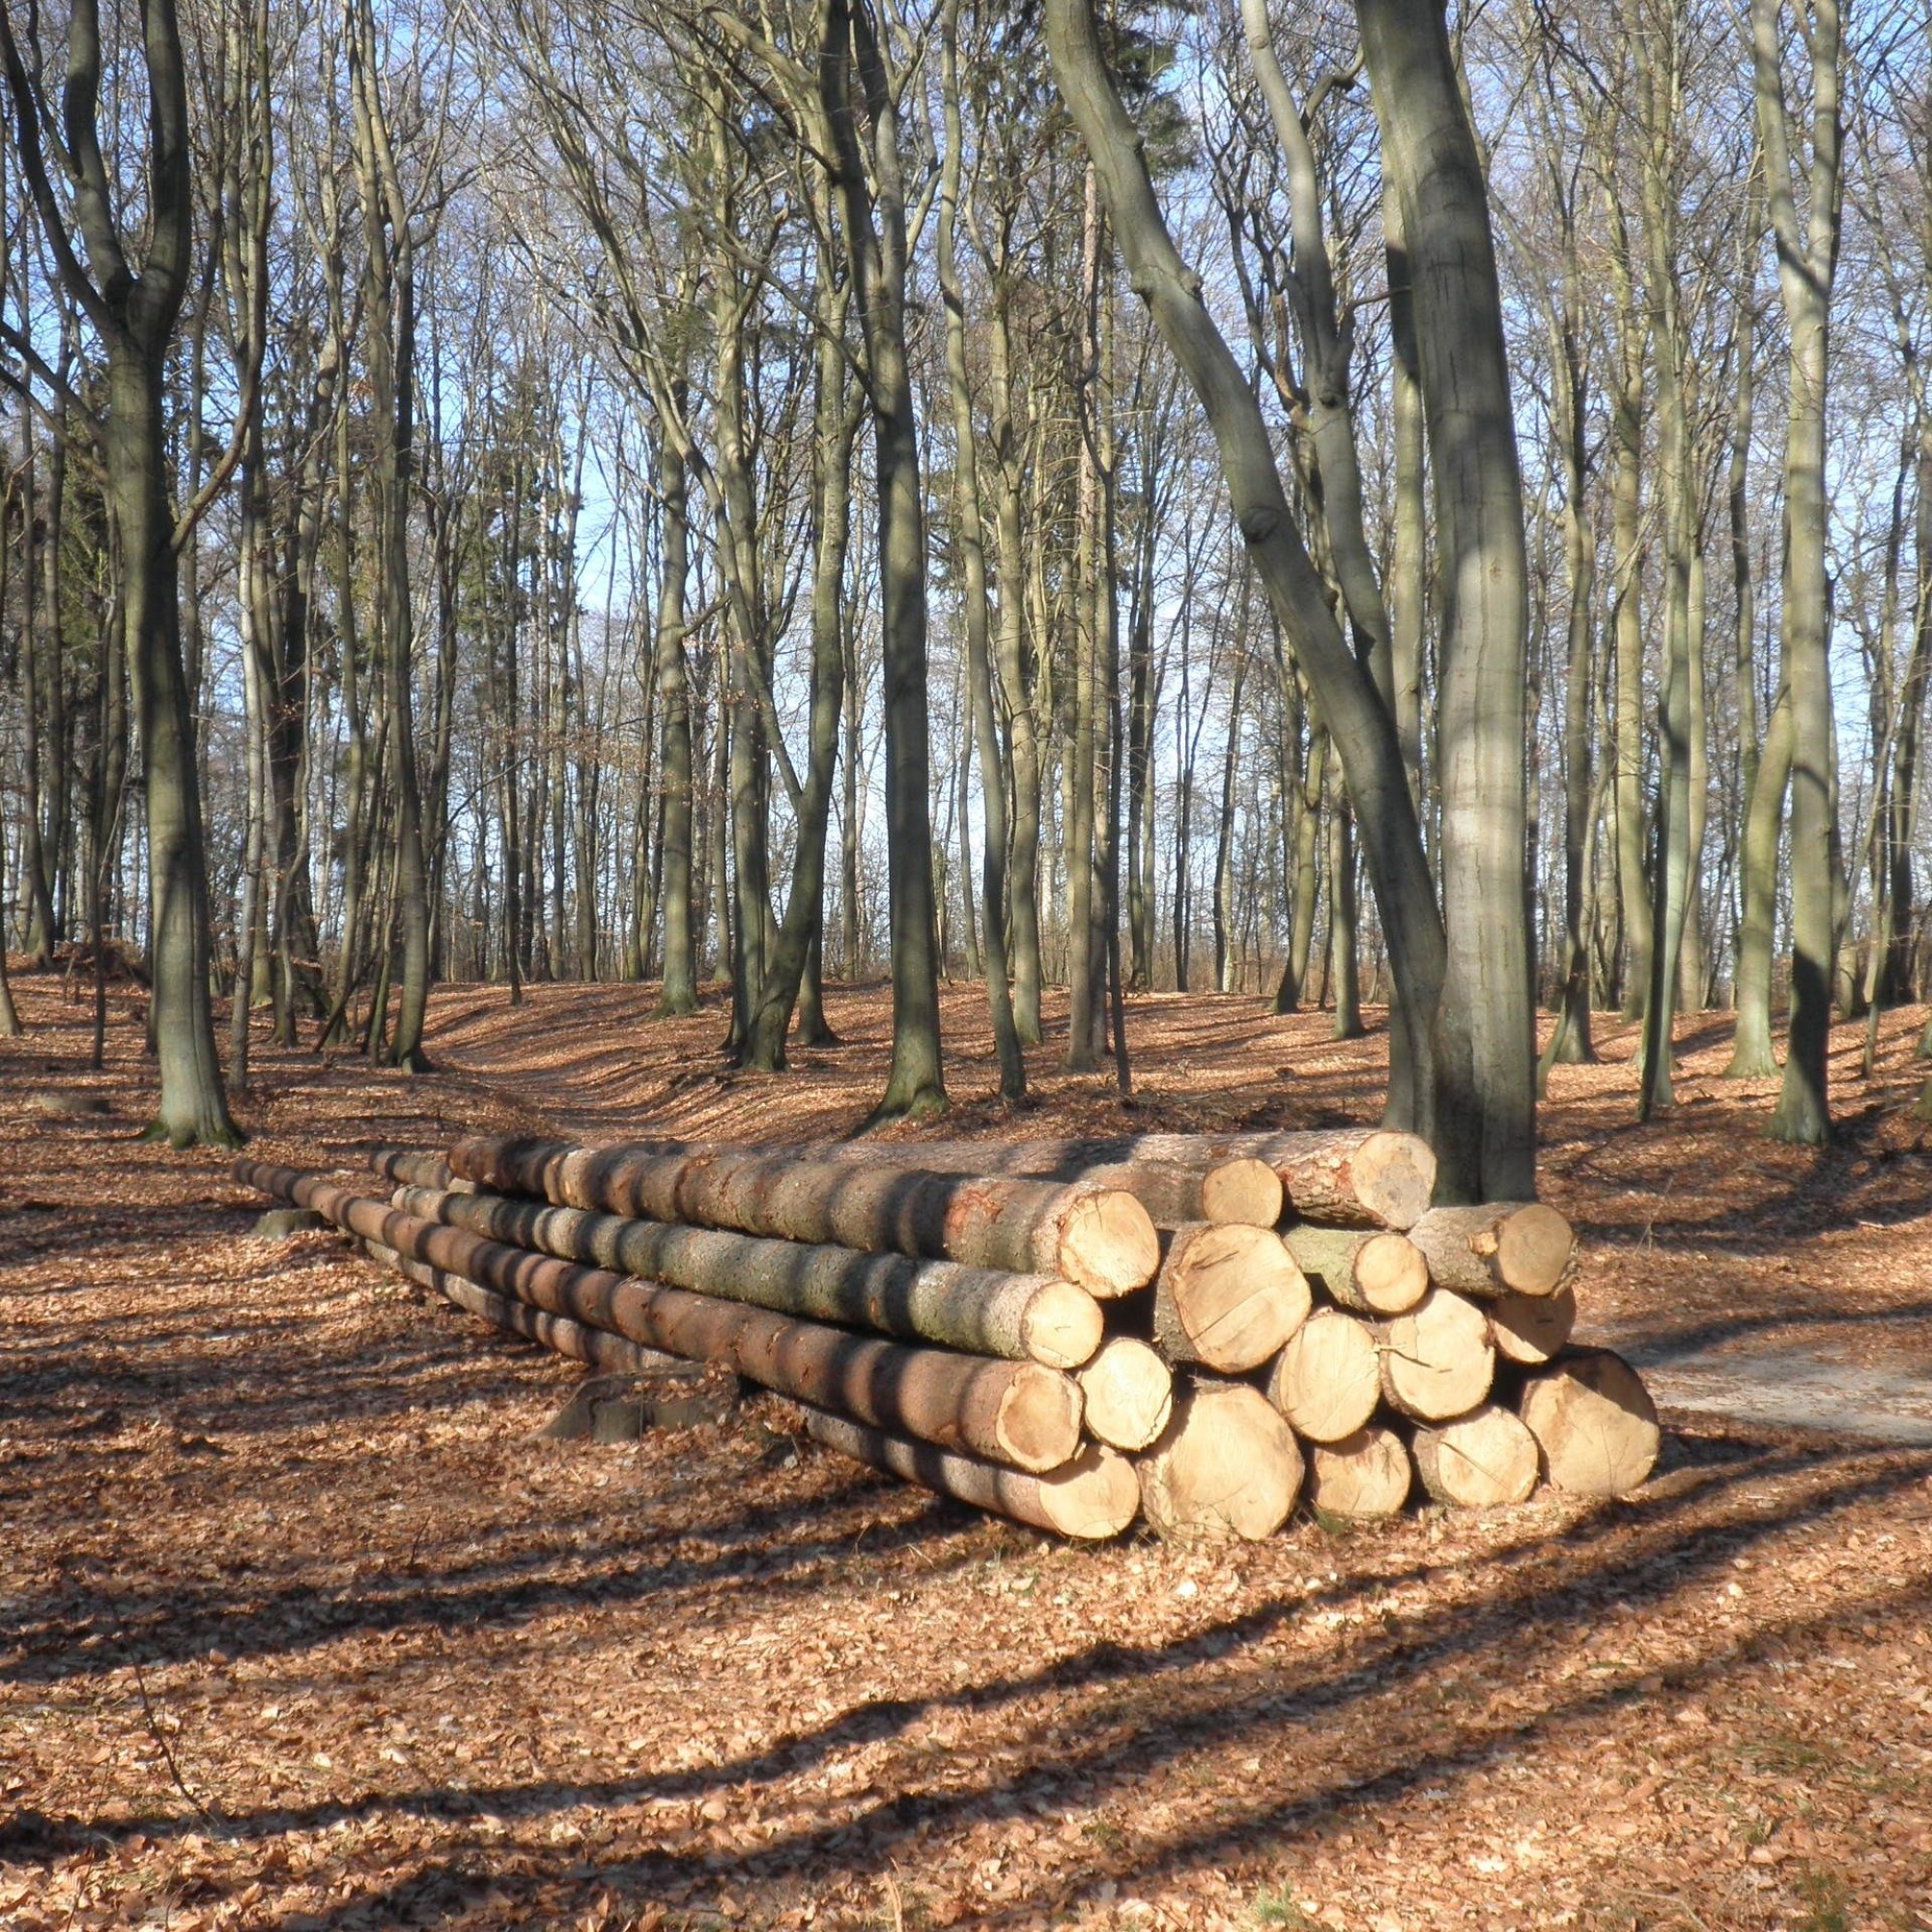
234 1123 1659 1544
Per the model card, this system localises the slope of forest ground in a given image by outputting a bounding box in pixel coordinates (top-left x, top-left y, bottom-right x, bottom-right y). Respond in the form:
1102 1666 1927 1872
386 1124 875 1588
3 974 1930 1932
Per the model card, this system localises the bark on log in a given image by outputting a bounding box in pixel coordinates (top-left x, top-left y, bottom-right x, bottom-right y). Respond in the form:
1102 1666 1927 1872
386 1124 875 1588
1136 1378 1302 1541
1375 1289 1494 1421
447 1135 1159 1296
1306 1425 1413 1519
237 1160 1083 1471
1074 1336 1174 1450
1266 1306 1382 1441
1256 1128 1436 1230
390 1183 1102 1370
367 1148 471 1192
1406 1202 1575 1297
1487 1284 1577 1366
1410 1405 1541 1506
1519 1349 1660 1496
1280 1225 1429 1315
797 1405 1140 1540
1150 1222 1310 1372
362 1241 668 1375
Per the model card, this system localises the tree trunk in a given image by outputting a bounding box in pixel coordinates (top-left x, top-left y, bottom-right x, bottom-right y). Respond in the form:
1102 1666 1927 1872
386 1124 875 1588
826 0 945 1119
1755 0 1843 1146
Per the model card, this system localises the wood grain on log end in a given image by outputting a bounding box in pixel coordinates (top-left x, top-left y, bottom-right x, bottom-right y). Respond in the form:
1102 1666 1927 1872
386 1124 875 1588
1349 1130 1438 1230
1075 1336 1174 1450
1153 1223 1311 1372
1488 1284 1578 1365
1520 1349 1660 1496
1056 1188 1162 1296
1199 1156 1286 1228
1411 1405 1540 1507
1377 1289 1495 1421
994 1364 1088 1473
1019 1279 1107 1369
1307 1425 1413 1519
1267 1306 1381 1442
1137 1380 1302 1542
1035 1445 1144 1540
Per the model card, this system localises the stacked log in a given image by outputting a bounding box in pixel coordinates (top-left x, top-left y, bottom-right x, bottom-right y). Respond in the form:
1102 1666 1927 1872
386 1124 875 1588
233 1122 1661 1547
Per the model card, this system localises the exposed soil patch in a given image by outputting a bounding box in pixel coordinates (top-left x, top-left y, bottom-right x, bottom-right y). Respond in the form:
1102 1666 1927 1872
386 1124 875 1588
3 976 1929 1930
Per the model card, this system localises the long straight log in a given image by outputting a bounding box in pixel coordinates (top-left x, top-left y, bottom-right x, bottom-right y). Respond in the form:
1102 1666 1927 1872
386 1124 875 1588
366 1147 471 1192
390 1184 1102 1370
1150 1222 1310 1372
1279 1224 1429 1315
446 1129 1434 1226
447 1135 1160 1297
796 1405 1141 1540
362 1241 672 1375
1407 1203 1575 1298
236 1160 1083 1472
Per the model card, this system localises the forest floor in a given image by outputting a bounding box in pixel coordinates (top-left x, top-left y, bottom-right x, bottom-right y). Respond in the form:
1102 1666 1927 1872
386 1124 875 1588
3 971 1931 1932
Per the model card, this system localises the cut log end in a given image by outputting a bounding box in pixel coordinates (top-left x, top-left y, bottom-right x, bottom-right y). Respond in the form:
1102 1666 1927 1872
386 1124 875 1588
994 1364 1088 1473
1489 1284 1578 1366
1352 1231 1430 1314
1036 1446 1144 1540
1056 1189 1162 1297
1411 1405 1541 1507
1019 1279 1106 1370
1137 1380 1302 1542
1492 1203 1577 1295
1267 1307 1381 1442
1155 1223 1311 1373
1520 1350 1660 1496
1349 1130 1439 1231
1199 1156 1286 1229
1307 1425 1413 1519
1075 1336 1175 1451
1378 1289 1495 1421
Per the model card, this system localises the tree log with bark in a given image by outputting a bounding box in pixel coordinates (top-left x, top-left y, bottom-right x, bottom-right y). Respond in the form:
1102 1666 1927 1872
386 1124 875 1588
390 1183 1102 1369
447 1135 1160 1296
239 1161 1083 1471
